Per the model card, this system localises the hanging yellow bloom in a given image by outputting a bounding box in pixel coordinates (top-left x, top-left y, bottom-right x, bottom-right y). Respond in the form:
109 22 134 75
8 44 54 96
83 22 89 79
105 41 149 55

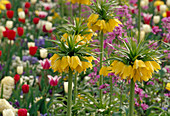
87 14 122 33
50 54 95 73
61 33 92 45
0 0 10 10
69 0 91 5
99 66 112 76
110 59 161 82
166 83 170 91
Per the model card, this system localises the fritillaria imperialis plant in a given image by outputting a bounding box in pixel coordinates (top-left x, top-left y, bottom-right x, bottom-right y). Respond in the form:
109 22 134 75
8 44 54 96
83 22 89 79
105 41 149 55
87 0 122 105
48 19 95 116
107 37 162 116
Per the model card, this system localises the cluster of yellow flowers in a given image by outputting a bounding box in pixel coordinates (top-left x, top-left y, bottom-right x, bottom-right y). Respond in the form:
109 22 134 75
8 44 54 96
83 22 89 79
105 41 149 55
50 54 96 73
100 59 161 82
0 0 10 11
87 14 122 33
68 0 91 5
62 32 93 45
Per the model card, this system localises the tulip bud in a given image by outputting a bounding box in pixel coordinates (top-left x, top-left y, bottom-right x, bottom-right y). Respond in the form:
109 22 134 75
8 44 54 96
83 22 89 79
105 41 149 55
6 21 13 29
167 0 170 6
25 2 31 9
27 42 35 48
31 0 37 4
5 3 12 10
47 16 53 22
18 11 25 19
8 40 14 45
29 46 38 56
160 5 167 13
45 22 52 31
33 17 40 24
153 15 160 24
143 24 151 33
18 109 27 116
22 84 29 93
6 10 14 19
64 82 74 93
40 48 48 58
14 74 20 84
17 66 23 75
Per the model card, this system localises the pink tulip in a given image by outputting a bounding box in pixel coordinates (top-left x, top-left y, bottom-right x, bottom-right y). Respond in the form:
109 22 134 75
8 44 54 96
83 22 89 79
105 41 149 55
39 59 50 70
47 75 61 86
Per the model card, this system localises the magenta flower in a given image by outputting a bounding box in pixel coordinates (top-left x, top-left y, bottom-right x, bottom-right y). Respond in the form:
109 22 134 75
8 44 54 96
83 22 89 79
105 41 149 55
141 103 149 110
39 59 50 70
47 75 61 86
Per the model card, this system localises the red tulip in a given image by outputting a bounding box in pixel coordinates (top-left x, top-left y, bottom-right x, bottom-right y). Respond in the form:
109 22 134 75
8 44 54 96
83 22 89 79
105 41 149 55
167 11 170 17
149 0 153 2
6 10 14 19
6 3 11 10
17 27 24 36
157 6 160 12
25 2 31 8
18 109 27 116
14 74 20 84
18 18 25 23
42 25 48 32
24 8 29 14
33 17 39 24
7 30 16 40
0 50 2 57
3 30 8 37
29 46 38 56
22 84 29 93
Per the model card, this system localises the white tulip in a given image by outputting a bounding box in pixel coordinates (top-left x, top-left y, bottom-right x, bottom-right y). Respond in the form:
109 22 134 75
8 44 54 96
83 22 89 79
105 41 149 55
64 82 74 93
47 16 53 22
45 22 52 31
18 11 25 19
6 21 13 29
167 0 170 6
0 26 6 32
160 5 167 13
40 48 48 58
143 24 151 33
31 0 37 4
27 42 35 48
3 109 15 116
17 66 23 75
153 15 160 24
7 40 14 45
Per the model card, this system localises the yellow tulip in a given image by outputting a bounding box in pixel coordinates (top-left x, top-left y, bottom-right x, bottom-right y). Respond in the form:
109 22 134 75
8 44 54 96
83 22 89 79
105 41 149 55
166 83 170 91
154 1 164 6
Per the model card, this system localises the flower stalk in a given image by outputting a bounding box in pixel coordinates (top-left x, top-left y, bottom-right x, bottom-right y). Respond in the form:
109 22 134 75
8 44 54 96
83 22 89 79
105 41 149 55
109 76 113 106
129 79 135 116
99 31 104 105
67 68 73 116
79 3 81 18
137 0 141 43
73 73 78 104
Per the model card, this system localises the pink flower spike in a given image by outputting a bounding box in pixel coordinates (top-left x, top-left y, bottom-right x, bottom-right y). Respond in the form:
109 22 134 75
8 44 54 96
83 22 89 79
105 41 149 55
48 75 61 86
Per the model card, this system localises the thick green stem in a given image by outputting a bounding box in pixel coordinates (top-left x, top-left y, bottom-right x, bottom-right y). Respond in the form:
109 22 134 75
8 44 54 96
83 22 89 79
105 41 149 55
61 0 64 18
109 76 113 106
129 79 135 116
70 2 73 22
79 4 81 18
67 69 73 116
99 31 104 105
137 0 141 43
73 73 78 104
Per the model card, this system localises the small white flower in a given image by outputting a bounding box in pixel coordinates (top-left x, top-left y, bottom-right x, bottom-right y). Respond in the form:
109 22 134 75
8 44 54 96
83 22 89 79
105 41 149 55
6 21 13 29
